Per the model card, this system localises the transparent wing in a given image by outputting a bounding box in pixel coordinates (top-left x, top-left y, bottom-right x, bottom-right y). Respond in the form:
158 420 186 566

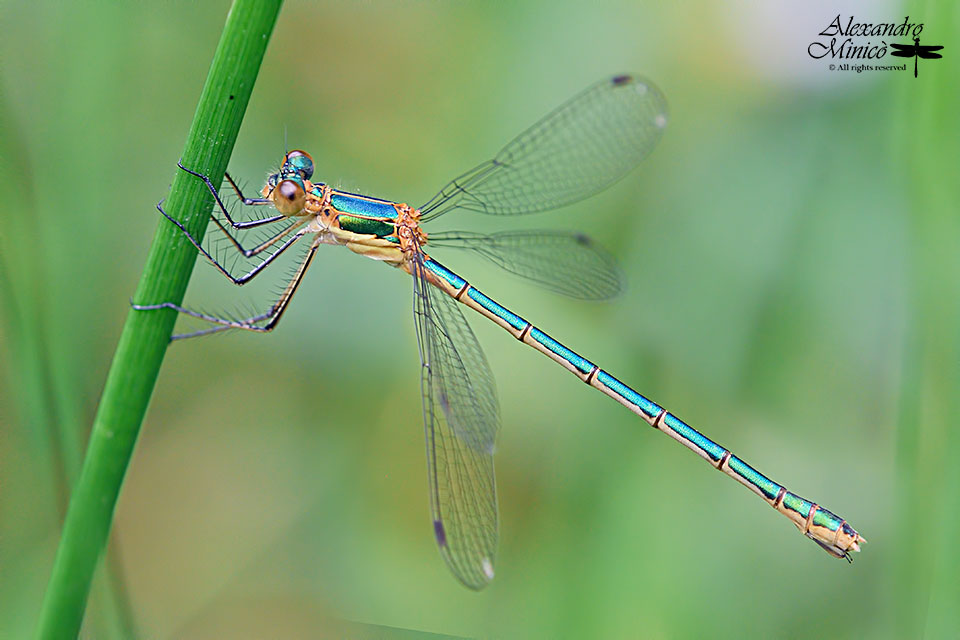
412 255 500 589
420 74 667 221
429 230 623 300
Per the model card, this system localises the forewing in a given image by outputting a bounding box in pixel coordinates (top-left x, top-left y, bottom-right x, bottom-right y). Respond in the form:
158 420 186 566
420 75 667 220
429 230 623 299
412 257 500 589
888 43 915 57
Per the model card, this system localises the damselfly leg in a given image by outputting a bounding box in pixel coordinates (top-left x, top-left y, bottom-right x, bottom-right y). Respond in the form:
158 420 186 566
178 161 286 229
154 200 309 285
134 237 321 340
208 215 306 259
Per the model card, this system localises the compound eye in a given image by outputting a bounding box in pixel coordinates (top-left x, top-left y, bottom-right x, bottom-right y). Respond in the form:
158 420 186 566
274 178 306 215
284 149 314 180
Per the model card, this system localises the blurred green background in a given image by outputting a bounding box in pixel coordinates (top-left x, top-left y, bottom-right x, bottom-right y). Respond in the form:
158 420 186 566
1 1 958 638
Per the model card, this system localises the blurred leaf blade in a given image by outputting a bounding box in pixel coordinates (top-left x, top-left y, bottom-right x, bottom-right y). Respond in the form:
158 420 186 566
893 1 960 637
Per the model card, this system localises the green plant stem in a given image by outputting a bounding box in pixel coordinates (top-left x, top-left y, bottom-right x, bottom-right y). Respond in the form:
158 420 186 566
35 2 283 637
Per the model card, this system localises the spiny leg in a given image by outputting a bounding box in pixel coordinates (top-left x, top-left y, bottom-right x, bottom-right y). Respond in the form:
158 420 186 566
208 213 307 258
134 238 321 340
178 161 285 230
155 200 309 285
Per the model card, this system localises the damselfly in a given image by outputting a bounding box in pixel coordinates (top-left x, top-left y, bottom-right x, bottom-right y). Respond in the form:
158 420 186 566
137 75 863 589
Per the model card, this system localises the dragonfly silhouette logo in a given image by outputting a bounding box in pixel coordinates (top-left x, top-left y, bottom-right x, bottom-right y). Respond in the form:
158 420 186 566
890 37 944 77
